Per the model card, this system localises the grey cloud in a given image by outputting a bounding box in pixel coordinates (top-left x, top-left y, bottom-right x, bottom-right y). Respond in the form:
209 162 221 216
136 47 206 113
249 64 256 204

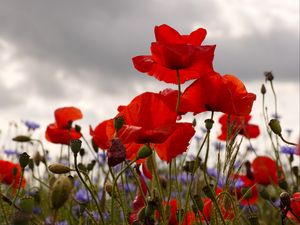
0 0 298 104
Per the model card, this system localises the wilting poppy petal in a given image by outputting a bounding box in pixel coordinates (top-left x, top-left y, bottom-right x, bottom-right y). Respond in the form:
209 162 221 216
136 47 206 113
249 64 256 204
155 123 195 162
55 106 83 129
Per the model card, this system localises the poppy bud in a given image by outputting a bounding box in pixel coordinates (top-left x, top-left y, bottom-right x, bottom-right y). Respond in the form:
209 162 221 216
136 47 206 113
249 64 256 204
280 192 290 209
259 188 270 200
50 176 73 209
48 163 72 174
87 162 94 171
114 116 125 133
202 185 215 200
19 196 34 214
75 124 81 133
79 148 85 157
28 159 34 171
192 118 197 127
77 163 87 172
136 145 152 160
137 207 146 221
70 139 82 155
261 84 266 95
247 214 260 225
278 179 288 191
91 139 99 153
268 119 282 135
292 166 298 178
12 135 31 142
264 71 274 81
192 194 204 211
33 151 42 166
108 138 126 167
205 119 214 130
105 181 113 197
19 152 30 169
241 187 252 199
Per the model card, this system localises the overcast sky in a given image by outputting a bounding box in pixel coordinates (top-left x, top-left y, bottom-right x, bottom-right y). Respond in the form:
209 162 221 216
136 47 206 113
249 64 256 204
0 0 299 148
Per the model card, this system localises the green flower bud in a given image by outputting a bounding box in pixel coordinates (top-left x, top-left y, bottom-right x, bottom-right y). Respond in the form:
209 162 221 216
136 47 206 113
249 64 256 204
79 148 85 157
114 116 125 133
268 119 282 135
264 71 274 81
261 84 266 95
192 118 197 127
205 119 214 130
259 188 270 200
19 196 34 214
75 124 81 133
202 185 215 200
280 192 290 209
70 139 82 155
136 145 152 160
51 176 73 209
19 152 30 169
12 135 31 142
91 139 99 153
48 163 72 174
192 194 204 211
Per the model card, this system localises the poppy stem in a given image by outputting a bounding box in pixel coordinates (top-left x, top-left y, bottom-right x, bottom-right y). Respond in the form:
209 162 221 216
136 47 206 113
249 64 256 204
279 134 298 146
110 159 137 225
74 153 105 225
176 69 181 114
11 168 24 207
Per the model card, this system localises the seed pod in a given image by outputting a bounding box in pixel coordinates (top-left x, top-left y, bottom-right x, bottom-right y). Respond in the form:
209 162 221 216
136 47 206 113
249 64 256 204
50 176 73 209
137 145 152 160
204 119 214 130
268 119 282 135
19 152 30 169
12 135 31 142
48 163 72 174
70 139 82 154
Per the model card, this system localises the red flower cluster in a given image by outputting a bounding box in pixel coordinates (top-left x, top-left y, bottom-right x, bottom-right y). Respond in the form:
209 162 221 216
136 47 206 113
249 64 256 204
46 107 83 145
218 114 260 141
0 160 26 190
90 91 195 162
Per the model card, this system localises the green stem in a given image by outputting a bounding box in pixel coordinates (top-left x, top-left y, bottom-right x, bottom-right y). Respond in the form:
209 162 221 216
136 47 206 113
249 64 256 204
12 169 24 206
111 159 137 225
74 154 105 224
279 134 298 146
176 69 181 113
0 193 9 225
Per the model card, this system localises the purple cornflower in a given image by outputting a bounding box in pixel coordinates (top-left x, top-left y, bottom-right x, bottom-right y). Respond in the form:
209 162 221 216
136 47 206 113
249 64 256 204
281 146 296 155
57 221 68 225
271 113 281 120
75 188 91 203
33 206 42 214
213 142 224 151
123 183 136 193
23 120 40 131
234 177 245 188
98 152 107 165
3 149 19 157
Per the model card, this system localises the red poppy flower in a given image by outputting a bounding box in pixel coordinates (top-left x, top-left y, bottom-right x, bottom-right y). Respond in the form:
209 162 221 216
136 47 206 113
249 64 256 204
217 114 260 141
45 106 82 145
132 24 216 84
0 160 26 190
199 188 235 221
251 156 283 185
155 199 195 225
232 175 258 205
129 172 148 224
91 91 195 162
287 192 300 222
180 72 256 116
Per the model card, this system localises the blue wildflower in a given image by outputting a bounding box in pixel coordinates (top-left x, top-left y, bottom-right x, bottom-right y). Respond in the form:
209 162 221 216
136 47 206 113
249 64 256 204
281 146 296 155
75 189 91 203
23 120 40 131
124 183 136 193
235 177 245 188
3 149 19 157
213 142 224 151
33 206 42 214
57 221 68 225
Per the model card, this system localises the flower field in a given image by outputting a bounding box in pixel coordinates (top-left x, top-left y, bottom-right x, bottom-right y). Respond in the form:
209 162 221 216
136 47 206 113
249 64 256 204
0 24 299 225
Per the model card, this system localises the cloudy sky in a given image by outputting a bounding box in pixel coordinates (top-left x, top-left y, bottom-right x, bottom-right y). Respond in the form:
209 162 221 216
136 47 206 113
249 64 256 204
0 0 299 147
